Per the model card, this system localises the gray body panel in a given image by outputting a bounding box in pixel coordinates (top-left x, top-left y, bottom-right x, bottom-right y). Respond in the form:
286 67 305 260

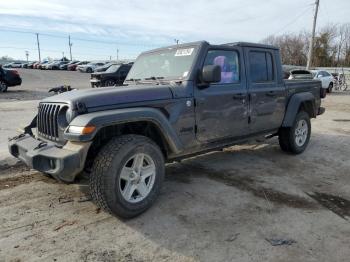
8 41 324 181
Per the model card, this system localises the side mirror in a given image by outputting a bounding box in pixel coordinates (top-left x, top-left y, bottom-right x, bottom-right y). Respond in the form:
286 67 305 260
202 65 221 83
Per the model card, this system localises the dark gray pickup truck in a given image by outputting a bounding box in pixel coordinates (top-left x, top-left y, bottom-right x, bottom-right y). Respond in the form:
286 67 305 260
9 41 325 218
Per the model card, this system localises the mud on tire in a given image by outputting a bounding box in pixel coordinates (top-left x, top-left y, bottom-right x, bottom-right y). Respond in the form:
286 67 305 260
89 135 165 218
278 111 311 154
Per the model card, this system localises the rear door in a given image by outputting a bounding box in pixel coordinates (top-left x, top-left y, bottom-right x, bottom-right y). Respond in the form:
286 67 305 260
245 48 286 133
194 47 249 142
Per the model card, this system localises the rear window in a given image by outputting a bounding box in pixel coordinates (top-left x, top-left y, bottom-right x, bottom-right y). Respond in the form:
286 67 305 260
249 51 274 82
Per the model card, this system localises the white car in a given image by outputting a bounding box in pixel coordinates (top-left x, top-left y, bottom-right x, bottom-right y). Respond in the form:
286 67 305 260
311 70 334 93
77 62 106 73
3 62 23 68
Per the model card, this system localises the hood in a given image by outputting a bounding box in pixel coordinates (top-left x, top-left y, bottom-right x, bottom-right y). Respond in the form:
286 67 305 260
91 71 114 77
42 85 173 110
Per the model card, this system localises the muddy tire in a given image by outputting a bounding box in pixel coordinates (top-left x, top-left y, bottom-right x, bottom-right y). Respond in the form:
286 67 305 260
279 111 311 154
89 135 165 218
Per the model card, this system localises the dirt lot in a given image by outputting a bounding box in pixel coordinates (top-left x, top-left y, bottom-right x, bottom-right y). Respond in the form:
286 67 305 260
1 70 350 262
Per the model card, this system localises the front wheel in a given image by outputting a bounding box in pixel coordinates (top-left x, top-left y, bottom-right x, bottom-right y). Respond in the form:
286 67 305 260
103 80 116 87
89 135 165 218
278 111 311 154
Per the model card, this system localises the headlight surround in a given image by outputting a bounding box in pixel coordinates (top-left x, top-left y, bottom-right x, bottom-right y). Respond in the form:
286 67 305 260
57 106 70 130
67 125 96 135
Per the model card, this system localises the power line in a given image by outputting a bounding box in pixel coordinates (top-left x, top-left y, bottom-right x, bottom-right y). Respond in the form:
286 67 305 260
0 27 158 48
272 5 313 36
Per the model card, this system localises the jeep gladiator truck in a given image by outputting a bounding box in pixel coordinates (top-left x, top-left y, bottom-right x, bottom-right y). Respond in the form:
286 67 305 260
9 41 325 218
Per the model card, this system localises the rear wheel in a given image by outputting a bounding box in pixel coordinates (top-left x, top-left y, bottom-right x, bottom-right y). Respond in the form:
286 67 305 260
0 80 8 92
89 135 165 218
327 82 333 93
279 111 311 154
86 67 93 73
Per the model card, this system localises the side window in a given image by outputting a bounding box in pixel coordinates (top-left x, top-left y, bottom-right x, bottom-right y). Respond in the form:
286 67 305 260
323 71 330 77
203 50 239 84
249 51 274 82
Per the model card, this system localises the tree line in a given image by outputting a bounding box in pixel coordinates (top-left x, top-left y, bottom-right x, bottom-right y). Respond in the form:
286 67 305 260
262 23 350 68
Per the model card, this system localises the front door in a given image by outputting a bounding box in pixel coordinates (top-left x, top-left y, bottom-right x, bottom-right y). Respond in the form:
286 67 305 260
194 48 248 142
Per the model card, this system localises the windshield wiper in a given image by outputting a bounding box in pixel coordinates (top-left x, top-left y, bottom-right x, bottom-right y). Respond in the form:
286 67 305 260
125 78 141 84
144 76 164 80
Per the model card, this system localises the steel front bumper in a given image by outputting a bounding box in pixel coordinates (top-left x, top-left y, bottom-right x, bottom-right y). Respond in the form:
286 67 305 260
8 134 91 182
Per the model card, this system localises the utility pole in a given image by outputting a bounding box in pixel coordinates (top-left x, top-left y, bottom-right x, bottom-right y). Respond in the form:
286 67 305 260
25 51 29 62
174 39 179 45
68 35 73 61
306 0 320 69
117 49 119 61
36 33 41 62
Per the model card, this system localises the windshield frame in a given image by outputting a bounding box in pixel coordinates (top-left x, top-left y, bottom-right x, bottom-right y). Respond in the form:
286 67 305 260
106 64 121 73
125 44 201 82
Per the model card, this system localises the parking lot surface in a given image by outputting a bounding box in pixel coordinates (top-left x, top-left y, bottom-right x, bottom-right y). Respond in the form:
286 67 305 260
1 69 350 262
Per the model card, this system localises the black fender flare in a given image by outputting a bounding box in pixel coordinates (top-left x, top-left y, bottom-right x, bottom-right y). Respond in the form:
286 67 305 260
282 92 316 127
64 107 183 154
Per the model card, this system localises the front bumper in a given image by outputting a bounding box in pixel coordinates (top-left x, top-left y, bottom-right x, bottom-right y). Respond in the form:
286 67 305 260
90 79 101 87
8 134 91 182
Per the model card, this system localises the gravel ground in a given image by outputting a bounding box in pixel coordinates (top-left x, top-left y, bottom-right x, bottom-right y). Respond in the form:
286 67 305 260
0 70 350 262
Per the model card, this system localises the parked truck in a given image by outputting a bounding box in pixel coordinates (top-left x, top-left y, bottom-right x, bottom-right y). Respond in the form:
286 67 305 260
9 41 325 218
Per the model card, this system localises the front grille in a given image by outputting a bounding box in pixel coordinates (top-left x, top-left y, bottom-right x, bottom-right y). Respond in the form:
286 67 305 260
37 103 62 141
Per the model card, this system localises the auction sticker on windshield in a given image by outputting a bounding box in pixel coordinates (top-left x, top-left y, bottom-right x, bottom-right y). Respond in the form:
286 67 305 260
175 48 194 56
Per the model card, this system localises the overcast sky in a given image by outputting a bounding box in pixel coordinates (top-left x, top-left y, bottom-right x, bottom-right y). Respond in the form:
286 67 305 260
0 0 349 61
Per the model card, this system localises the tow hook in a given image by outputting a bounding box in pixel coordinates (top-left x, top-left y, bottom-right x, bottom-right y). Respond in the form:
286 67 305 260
33 142 47 150
8 133 25 142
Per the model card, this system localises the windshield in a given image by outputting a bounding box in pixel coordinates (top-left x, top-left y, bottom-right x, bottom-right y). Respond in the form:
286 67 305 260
106 64 120 73
126 46 198 80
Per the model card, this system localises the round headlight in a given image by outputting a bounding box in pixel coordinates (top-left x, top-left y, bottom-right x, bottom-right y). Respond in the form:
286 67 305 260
57 106 69 130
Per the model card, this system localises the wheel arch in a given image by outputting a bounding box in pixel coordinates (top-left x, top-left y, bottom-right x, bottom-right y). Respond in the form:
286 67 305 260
282 92 316 127
65 107 183 167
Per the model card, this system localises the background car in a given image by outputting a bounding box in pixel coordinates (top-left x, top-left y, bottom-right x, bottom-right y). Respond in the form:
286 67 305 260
68 61 90 71
3 62 23 68
311 70 334 93
90 63 133 87
78 62 106 73
32 61 41 69
47 61 69 70
60 61 79 70
94 62 116 72
37 61 50 69
0 66 22 92
286 69 314 80
27 61 36 69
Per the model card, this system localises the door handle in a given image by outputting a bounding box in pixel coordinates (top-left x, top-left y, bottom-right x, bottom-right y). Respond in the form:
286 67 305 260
266 91 277 97
233 93 246 100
